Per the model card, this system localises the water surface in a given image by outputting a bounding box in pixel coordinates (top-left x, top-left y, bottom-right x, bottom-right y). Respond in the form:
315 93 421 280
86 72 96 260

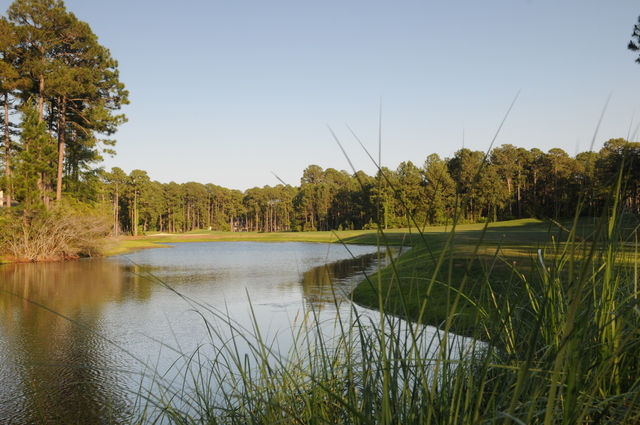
0 242 395 423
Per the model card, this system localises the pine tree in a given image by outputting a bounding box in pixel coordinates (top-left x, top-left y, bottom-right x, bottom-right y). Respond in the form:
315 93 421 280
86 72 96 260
13 100 55 206
422 153 455 225
127 170 149 236
103 166 126 234
0 17 29 207
6 0 128 203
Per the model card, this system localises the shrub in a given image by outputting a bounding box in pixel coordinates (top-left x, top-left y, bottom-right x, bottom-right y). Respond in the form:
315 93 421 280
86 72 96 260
0 202 112 262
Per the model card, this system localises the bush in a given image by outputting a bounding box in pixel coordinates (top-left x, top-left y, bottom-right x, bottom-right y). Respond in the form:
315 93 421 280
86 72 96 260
0 202 112 262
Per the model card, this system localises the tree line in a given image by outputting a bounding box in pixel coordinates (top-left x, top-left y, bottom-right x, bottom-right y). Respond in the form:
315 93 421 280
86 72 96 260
102 138 640 235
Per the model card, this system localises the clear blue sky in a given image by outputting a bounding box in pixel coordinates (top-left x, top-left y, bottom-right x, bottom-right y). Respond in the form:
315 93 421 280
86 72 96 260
51 0 640 190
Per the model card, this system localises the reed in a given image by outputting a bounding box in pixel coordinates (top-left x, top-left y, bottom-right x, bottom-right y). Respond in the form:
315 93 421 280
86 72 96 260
127 149 639 425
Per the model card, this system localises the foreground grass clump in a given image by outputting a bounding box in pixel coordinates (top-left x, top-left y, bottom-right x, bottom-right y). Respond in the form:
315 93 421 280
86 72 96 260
132 205 640 424
134 292 480 425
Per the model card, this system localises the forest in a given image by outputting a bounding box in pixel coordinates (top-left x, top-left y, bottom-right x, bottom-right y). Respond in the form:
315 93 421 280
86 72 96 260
0 0 128 260
99 139 639 235
1 0 640 244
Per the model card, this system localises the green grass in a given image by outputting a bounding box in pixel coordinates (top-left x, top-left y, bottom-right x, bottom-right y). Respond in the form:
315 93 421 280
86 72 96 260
109 218 581 257
125 204 640 424
101 239 172 256
350 217 607 333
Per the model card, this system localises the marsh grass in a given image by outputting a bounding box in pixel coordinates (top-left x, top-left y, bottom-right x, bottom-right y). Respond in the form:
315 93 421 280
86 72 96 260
0 201 112 262
121 155 640 425
130 283 480 425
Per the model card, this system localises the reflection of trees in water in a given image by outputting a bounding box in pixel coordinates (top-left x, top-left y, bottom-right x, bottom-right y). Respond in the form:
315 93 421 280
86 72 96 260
0 260 156 313
300 249 402 308
13 311 133 424
0 260 149 424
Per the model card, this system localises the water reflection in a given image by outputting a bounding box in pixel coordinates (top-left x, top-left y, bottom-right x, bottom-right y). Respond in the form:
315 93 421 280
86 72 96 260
0 261 138 424
0 242 392 424
300 249 399 308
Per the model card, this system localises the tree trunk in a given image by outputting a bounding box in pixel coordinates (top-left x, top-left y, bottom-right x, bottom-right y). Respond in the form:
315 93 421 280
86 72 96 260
506 176 512 215
517 169 522 218
3 94 11 207
37 74 45 122
533 169 538 215
133 189 138 236
56 97 66 201
114 185 119 236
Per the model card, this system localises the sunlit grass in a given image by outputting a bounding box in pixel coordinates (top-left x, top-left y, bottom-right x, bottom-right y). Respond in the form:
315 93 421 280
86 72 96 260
101 239 172 256
110 218 581 257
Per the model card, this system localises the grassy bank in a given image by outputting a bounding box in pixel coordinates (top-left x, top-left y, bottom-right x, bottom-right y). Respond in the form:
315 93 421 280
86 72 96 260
350 217 602 333
108 217 634 339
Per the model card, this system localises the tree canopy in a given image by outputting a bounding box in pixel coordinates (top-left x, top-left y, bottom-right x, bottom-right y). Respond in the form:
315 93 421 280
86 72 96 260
96 139 640 235
0 0 128 208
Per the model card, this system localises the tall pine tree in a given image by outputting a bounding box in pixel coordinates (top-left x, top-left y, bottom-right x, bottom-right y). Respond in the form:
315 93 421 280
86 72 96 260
4 0 128 205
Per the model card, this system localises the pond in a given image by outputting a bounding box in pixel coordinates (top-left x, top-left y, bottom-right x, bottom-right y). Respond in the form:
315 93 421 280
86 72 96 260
0 241 473 424
0 242 392 423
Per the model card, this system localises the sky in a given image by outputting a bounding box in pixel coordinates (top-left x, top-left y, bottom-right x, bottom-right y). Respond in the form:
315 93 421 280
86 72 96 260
14 0 640 191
